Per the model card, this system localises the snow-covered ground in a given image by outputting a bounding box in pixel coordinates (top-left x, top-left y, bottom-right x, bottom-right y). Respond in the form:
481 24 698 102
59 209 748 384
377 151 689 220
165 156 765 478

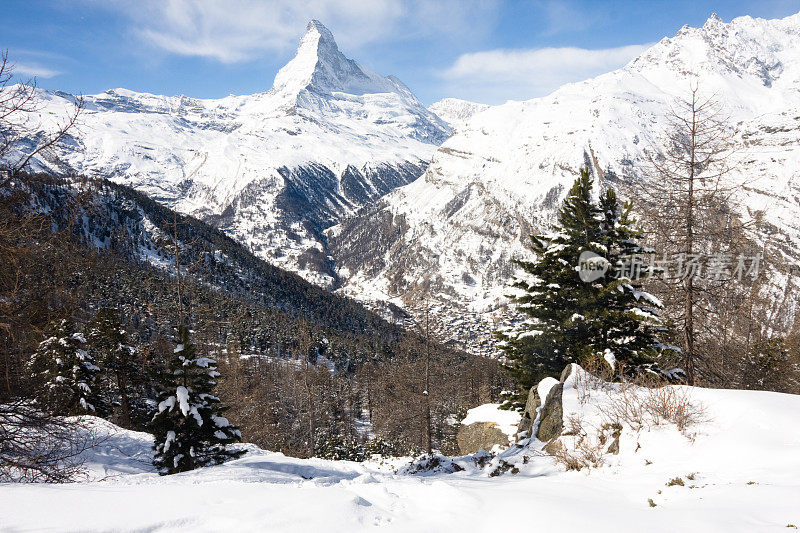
3 369 799 532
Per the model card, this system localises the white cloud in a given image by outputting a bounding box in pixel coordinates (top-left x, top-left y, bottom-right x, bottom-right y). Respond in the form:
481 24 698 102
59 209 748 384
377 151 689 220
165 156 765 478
439 43 652 104
11 63 62 79
100 0 500 63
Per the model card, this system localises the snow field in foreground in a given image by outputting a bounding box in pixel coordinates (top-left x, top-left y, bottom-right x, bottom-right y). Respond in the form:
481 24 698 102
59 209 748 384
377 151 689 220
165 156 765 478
2 369 799 532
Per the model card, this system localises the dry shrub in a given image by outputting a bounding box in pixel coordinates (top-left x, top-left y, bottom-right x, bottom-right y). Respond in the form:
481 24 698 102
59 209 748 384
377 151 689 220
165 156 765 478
645 386 707 431
548 366 707 472
573 359 615 405
548 414 606 471
599 384 707 433
0 400 98 482
548 437 605 471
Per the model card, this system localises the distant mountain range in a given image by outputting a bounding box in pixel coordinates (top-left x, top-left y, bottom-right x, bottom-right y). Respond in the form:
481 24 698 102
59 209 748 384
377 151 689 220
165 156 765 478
16 20 450 288
9 13 800 356
428 98 490 130
328 12 800 354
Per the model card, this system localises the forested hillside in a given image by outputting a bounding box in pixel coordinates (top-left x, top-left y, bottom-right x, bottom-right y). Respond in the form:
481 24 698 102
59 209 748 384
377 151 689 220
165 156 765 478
0 173 507 458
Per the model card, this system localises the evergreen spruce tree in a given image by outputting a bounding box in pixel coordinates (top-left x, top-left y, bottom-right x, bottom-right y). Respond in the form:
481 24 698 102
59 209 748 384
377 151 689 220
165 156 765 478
149 325 243 475
595 188 672 372
86 308 144 428
29 319 103 415
497 167 673 398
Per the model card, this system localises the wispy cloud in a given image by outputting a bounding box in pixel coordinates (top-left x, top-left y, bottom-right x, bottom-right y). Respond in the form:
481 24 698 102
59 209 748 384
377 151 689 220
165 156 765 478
98 0 500 63
12 63 62 79
439 43 651 104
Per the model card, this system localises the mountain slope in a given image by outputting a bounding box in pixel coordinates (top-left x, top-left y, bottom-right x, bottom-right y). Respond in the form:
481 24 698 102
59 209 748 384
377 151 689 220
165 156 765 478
7 173 428 367
428 98 491 129
11 20 450 288
328 12 800 355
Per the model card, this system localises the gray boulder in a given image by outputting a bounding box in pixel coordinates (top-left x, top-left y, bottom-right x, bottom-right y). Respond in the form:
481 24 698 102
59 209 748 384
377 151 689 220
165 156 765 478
536 364 576 442
524 385 540 421
536 383 564 442
457 422 510 455
517 416 532 436
516 385 540 437
560 363 576 382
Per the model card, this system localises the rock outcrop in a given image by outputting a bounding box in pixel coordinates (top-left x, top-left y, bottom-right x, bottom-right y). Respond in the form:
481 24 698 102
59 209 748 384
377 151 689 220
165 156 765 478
536 364 578 442
456 422 512 455
456 403 520 454
536 384 565 442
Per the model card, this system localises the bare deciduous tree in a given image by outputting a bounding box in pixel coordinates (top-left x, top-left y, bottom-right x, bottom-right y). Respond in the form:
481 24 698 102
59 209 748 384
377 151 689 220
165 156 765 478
641 85 739 385
0 50 84 178
0 399 97 482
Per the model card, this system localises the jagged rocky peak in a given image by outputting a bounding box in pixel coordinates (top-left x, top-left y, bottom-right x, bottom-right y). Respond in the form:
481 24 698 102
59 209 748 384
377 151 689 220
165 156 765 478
271 19 409 97
629 11 800 88
10 18 450 292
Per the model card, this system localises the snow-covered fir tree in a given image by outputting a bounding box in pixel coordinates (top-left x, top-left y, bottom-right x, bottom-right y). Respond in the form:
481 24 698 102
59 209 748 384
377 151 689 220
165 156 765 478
29 319 102 415
497 167 676 396
594 186 676 372
149 325 243 475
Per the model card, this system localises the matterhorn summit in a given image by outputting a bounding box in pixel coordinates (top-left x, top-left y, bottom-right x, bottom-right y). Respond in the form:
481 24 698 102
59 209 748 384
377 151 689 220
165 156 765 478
272 20 411 98
15 20 450 286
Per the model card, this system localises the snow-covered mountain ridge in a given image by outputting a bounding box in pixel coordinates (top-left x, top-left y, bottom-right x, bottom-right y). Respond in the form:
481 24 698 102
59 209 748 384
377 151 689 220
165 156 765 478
16 20 450 287
328 12 800 355
428 98 491 129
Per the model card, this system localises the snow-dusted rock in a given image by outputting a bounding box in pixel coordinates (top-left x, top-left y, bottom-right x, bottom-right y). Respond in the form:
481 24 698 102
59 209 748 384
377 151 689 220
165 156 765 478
457 403 521 454
537 383 565 443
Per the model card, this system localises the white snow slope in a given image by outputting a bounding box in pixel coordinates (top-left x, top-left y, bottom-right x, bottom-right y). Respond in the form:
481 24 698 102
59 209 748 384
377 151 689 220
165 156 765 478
2 369 799 532
328 12 800 354
10 20 449 287
428 98 491 130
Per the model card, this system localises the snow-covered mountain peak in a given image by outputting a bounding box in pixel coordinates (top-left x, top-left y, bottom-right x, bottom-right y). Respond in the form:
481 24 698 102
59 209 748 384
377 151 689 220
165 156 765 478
271 20 407 99
328 11 800 356
628 11 800 94
12 19 451 289
428 98 491 130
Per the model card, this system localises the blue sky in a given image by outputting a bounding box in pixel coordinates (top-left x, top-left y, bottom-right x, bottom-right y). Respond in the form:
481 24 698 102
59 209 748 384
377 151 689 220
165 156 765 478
3 0 798 105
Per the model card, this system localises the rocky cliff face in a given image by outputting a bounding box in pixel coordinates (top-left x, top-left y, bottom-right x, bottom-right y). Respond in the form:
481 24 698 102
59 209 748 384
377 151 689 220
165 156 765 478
329 12 800 355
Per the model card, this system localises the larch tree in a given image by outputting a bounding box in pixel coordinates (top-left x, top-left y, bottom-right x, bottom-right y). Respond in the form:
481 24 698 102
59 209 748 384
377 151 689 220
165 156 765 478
640 85 743 385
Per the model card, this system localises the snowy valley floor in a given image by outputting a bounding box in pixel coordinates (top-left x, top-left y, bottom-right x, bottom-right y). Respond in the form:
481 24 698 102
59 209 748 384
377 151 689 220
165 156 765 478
2 381 799 532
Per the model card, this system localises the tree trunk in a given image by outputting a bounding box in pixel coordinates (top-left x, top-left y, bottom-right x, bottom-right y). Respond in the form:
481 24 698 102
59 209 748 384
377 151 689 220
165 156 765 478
683 91 697 386
116 370 132 429
424 304 433 454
